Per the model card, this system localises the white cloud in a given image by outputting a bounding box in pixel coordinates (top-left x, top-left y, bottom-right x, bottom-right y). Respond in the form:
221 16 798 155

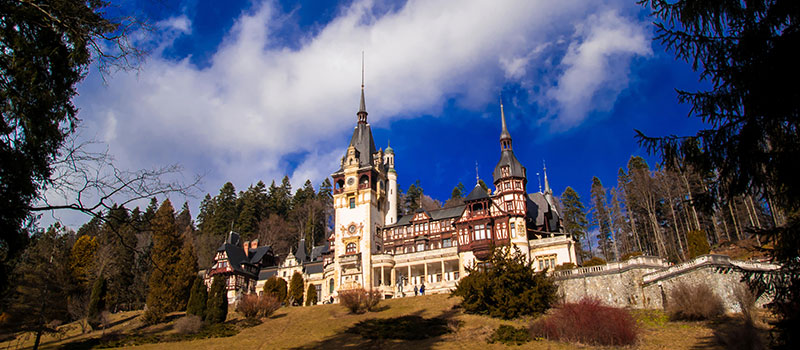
71 0 651 219
544 10 652 129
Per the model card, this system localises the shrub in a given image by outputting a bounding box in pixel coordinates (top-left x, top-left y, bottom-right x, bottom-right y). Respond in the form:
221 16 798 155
451 247 557 319
582 257 607 267
621 251 643 260
339 288 367 314
364 289 381 311
554 262 576 271
530 298 638 346
488 325 530 345
666 282 724 321
288 272 304 306
262 276 287 304
305 284 317 306
236 294 261 319
205 276 228 324
186 277 207 318
174 315 203 334
687 230 711 258
347 316 451 340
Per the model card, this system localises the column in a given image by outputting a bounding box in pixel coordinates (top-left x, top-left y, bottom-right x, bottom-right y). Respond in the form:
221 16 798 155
391 268 396 293
407 265 411 285
424 263 428 284
441 260 445 282
381 266 385 286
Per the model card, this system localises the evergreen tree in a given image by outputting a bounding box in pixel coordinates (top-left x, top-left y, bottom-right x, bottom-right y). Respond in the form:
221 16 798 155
213 182 238 236
236 186 260 239
451 182 466 199
205 275 228 324
686 230 711 259
561 187 589 259
638 2 800 346
176 202 193 235
305 284 317 306
262 276 288 303
404 180 423 213
288 272 304 306
590 177 614 261
99 205 136 311
144 199 183 323
69 235 97 289
143 197 159 227
197 194 214 233
186 277 207 318
173 232 198 311
87 277 107 329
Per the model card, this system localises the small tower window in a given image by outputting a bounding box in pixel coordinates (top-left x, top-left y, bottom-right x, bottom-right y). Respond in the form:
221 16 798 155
349 197 356 209
346 243 357 254
501 166 510 177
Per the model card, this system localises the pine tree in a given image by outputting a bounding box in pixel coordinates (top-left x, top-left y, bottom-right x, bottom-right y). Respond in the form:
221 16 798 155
144 199 183 323
176 202 193 234
305 284 317 306
404 180 423 213
590 177 614 261
173 231 198 311
205 275 228 324
686 230 710 259
99 205 136 311
69 235 97 289
87 277 107 329
262 276 287 303
186 277 207 318
212 182 238 236
288 272 304 306
236 186 259 238
561 187 589 259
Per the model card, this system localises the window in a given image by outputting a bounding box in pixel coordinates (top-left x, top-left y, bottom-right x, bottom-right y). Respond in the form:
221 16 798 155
510 222 515 237
346 243 357 254
537 255 557 271
474 224 487 240
443 238 451 248
501 166 510 177
424 222 429 231
506 201 514 211
349 197 356 209
416 242 425 251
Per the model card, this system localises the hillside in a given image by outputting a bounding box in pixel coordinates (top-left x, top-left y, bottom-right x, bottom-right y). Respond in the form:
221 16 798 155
1 294 761 350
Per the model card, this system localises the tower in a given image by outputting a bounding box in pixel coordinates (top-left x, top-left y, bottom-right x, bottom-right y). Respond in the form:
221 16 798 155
330 59 388 292
385 141 398 225
492 100 530 256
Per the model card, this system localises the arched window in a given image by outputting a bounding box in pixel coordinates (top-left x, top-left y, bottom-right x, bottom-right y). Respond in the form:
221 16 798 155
346 243 357 254
329 278 335 294
359 175 369 187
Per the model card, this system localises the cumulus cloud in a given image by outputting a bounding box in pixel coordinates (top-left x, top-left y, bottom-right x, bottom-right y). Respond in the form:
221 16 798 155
72 0 651 216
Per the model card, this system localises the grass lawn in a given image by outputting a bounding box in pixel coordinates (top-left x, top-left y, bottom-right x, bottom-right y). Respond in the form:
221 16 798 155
0 294 767 349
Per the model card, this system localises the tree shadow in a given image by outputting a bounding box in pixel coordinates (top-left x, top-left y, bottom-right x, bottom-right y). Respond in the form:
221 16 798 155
690 316 769 350
289 307 463 350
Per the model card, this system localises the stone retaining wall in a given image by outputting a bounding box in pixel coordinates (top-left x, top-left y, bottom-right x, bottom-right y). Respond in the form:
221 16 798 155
554 254 779 313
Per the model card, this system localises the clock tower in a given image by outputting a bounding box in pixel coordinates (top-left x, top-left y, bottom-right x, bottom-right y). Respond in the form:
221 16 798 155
330 70 390 292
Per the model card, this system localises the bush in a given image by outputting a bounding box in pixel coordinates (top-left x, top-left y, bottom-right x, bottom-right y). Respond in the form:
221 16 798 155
205 276 228 324
262 276 287 304
666 282 724 321
339 288 367 314
687 230 711 258
621 251 643 260
186 277 207 318
530 298 638 346
174 315 203 334
288 272 304 306
554 263 576 271
364 289 381 312
305 284 317 306
236 294 261 319
488 325 530 345
451 247 557 319
582 257 607 267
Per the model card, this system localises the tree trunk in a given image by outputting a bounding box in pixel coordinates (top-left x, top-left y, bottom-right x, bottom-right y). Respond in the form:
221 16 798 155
728 200 740 241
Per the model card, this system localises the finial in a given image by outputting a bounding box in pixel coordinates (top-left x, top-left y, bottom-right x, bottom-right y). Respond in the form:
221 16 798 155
357 51 368 123
475 161 479 184
361 51 365 89
537 172 542 193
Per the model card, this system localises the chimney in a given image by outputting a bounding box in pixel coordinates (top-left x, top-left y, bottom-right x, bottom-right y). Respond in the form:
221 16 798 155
251 239 258 250
243 241 249 257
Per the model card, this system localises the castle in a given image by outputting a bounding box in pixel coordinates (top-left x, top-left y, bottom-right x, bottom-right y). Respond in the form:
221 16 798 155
205 77 578 304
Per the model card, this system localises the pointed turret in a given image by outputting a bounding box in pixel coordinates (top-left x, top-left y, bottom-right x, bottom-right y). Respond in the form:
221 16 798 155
500 100 512 150
493 101 526 184
543 161 551 194
357 52 368 124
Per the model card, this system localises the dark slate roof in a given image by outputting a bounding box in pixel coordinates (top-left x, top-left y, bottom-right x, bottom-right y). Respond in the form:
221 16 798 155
526 193 560 231
222 243 256 277
429 205 465 220
304 261 324 275
465 184 490 201
258 267 278 280
295 239 308 262
310 245 328 262
248 246 272 265
348 123 376 167
394 214 412 226
493 150 526 182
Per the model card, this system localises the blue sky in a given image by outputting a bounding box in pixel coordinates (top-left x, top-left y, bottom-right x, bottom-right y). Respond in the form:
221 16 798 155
52 0 709 226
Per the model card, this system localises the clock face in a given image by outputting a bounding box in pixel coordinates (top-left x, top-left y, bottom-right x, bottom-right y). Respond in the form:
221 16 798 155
348 225 357 234
347 177 355 186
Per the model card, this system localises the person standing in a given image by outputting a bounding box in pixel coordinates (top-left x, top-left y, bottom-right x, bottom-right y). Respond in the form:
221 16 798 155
420 283 425 295
414 285 418 296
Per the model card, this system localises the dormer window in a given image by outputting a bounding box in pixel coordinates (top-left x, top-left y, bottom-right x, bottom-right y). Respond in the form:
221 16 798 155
501 166 510 177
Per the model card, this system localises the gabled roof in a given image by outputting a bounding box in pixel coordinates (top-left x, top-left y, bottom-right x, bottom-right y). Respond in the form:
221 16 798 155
310 245 328 262
465 184 490 201
527 192 560 231
248 246 272 265
221 243 256 277
430 205 465 220
295 238 308 263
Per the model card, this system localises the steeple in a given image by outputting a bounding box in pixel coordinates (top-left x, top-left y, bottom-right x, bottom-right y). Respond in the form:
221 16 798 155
357 52 368 124
543 160 551 194
499 98 512 150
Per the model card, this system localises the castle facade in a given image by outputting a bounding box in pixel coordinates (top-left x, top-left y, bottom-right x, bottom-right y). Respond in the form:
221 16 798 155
206 81 578 304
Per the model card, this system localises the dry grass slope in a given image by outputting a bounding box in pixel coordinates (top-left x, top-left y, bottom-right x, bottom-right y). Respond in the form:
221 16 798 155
1 294 766 350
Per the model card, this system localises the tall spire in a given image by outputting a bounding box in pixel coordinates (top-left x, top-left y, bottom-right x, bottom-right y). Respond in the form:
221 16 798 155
543 160 551 194
499 97 512 150
357 51 368 124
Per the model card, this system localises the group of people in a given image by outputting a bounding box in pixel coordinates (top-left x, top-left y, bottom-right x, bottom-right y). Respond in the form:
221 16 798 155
395 274 427 297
